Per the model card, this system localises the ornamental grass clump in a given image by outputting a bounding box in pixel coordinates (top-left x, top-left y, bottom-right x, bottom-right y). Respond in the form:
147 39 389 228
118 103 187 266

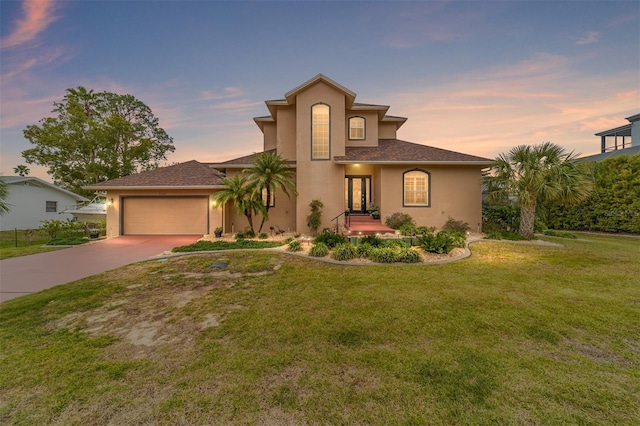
309 242 329 257
314 231 349 249
287 240 302 252
359 234 384 247
331 243 358 261
417 230 466 254
356 242 373 258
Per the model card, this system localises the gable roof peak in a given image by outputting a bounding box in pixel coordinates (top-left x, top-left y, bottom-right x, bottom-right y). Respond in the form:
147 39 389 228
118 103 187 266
284 74 356 107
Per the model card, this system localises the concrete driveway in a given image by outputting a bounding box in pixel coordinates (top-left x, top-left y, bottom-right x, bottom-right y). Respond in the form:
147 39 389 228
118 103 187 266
0 235 200 302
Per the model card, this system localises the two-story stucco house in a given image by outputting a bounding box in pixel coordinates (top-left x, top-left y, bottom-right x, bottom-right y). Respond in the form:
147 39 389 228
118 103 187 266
88 74 492 237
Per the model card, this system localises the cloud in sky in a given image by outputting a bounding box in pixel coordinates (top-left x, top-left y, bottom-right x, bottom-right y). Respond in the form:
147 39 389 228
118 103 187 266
576 31 600 45
388 51 638 158
0 0 59 49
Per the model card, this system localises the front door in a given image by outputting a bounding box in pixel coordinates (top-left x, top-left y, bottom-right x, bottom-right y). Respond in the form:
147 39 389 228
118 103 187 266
345 176 371 214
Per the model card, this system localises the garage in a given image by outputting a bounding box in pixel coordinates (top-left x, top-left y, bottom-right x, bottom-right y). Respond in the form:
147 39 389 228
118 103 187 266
122 196 209 235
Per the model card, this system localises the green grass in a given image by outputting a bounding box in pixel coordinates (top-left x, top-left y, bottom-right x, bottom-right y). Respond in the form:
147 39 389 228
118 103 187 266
171 239 283 252
1 234 638 424
0 229 63 260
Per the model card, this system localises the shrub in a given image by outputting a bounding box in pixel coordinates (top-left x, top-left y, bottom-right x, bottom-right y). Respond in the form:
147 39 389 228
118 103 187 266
287 240 302 252
356 242 373 258
332 243 358 261
368 247 397 263
417 230 466 254
396 247 421 263
309 242 329 257
40 220 85 241
314 231 349 248
385 212 415 230
259 233 268 239
306 199 324 235
284 237 295 244
399 224 416 236
383 239 407 249
360 234 383 247
244 229 256 239
47 236 87 246
482 205 520 233
415 226 433 236
483 231 530 241
235 232 245 241
442 217 471 233
543 229 577 239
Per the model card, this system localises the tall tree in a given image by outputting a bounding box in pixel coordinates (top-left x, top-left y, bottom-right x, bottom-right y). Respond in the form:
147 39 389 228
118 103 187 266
244 152 297 232
12 165 30 176
213 174 266 233
22 87 174 197
484 142 592 238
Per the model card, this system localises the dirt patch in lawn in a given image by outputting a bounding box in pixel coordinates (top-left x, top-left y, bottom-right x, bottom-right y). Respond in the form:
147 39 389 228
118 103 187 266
49 253 283 360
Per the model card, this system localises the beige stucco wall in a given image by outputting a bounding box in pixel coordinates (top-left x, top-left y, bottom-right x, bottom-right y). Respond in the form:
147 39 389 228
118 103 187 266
295 81 348 233
103 189 222 237
379 165 484 231
263 122 277 151
379 122 398 139
345 110 379 147
276 105 296 161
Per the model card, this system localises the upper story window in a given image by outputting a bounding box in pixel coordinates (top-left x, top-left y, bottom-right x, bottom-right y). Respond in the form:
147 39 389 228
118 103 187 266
403 170 430 207
349 116 365 140
46 201 57 212
311 103 330 159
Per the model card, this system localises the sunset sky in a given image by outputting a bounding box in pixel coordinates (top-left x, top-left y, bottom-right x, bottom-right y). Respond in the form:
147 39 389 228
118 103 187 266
1 0 638 181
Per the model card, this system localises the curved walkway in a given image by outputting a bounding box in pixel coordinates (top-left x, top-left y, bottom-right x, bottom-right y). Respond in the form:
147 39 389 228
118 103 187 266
0 235 200 303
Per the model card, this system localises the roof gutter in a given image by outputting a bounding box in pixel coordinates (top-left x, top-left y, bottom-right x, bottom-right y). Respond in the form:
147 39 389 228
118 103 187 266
333 160 493 166
83 185 226 190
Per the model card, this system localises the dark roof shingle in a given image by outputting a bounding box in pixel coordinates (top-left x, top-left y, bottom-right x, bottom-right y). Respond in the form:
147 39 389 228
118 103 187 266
334 139 492 164
86 160 224 188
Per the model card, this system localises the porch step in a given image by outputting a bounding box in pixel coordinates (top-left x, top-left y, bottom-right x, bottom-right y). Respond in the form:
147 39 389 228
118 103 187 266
344 215 396 236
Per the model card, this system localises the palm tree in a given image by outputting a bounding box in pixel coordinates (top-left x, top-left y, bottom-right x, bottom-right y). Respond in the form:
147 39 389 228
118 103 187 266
213 174 266 233
13 165 30 176
0 178 10 215
244 152 297 232
484 142 592 238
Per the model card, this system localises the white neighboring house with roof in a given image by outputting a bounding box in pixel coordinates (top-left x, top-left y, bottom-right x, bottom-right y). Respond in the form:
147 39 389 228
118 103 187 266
0 176 89 230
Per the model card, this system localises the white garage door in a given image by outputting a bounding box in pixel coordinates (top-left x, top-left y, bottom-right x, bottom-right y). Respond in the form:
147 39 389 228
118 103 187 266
122 197 208 235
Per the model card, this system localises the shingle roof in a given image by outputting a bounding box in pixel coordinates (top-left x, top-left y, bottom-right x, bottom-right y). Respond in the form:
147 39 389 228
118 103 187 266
208 149 296 168
334 139 493 165
85 160 224 189
1 176 88 201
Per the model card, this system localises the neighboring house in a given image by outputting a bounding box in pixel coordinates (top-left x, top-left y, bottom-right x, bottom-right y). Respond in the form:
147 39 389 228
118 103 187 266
0 176 88 230
579 113 640 162
88 74 492 236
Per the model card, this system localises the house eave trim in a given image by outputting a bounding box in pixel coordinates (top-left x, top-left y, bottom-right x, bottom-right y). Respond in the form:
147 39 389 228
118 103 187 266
334 160 493 166
84 185 226 191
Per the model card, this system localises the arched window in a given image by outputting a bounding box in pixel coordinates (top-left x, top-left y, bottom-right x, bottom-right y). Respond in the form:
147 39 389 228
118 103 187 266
403 169 430 207
312 103 330 159
349 116 365 140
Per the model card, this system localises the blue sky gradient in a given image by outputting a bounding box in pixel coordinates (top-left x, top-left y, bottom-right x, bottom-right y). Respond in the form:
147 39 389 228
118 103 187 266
1 0 638 180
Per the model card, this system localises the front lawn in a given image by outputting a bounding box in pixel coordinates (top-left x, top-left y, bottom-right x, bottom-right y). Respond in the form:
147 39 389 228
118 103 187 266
0 234 638 424
0 229 63 260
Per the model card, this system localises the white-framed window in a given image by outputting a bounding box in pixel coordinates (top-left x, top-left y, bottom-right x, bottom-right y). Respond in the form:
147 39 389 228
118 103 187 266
403 170 430 207
349 116 365 140
46 201 57 212
312 103 330 159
